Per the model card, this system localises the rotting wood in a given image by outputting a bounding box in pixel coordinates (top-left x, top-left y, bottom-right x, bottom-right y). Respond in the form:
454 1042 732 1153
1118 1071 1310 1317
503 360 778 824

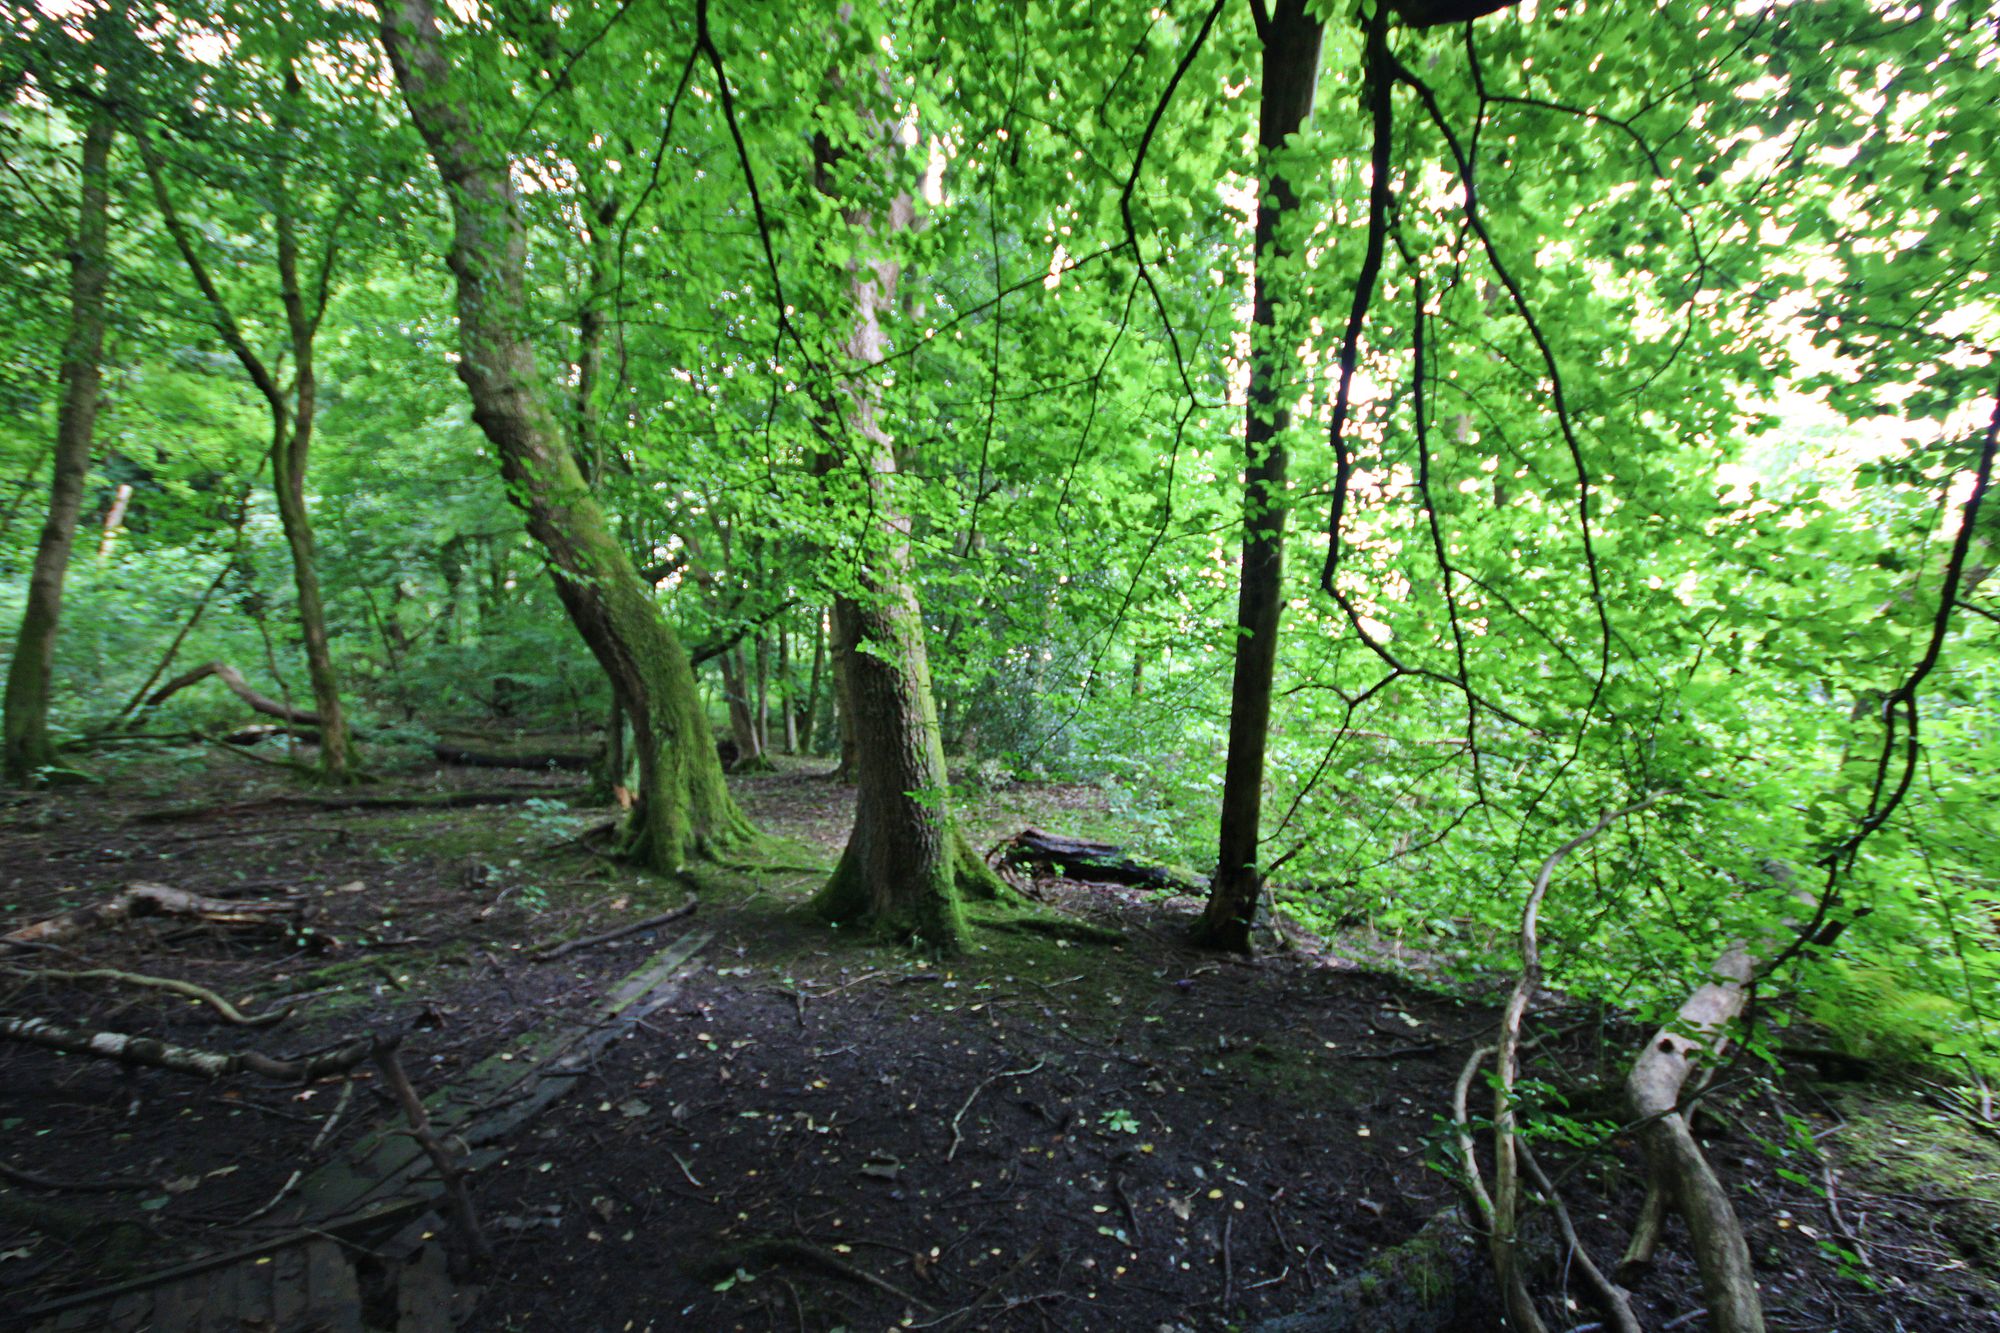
431 741 597 771
529 897 696 962
133 788 564 823
996 826 1202 893
1 881 307 949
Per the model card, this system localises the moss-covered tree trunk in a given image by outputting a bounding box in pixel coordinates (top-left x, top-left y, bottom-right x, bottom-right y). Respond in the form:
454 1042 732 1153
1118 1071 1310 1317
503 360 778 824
380 0 750 868
2 112 114 785
805 152 1007 950
1195 0 1325 952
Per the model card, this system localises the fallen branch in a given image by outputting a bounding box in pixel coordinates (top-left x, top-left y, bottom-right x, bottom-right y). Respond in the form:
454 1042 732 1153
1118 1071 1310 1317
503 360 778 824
0 1159 150 1193
235 1075 356 1225
374 1040 492 1270
0 1015 372 1081
142 660 321 726
1 965 293 1026
1516 1140 1641 1333
530 898 697 962
1626 941 1765 1333
947 1057 1046 1162
2 881 307 949
1491 795 1662 1333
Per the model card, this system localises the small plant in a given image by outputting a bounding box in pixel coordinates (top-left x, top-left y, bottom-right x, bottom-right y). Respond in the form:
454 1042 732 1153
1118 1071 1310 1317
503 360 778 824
1099 1107 1140 1135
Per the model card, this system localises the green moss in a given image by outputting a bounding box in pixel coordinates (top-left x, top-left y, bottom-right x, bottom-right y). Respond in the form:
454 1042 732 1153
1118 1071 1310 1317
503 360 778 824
1833 1090 2000 1281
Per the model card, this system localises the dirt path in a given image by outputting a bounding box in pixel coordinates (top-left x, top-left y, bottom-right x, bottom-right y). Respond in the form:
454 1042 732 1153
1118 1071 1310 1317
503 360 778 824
1 753 1994 1331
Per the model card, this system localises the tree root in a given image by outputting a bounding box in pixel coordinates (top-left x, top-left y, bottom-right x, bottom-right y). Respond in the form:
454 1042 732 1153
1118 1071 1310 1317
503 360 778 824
967 906 1127 946
1 965 293 1026
690 1236 936 1312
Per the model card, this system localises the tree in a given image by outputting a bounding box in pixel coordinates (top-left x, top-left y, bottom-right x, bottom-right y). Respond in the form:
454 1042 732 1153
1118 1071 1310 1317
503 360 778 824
1194 0 1330 952
1 104 112 783
378 0 752 869
136 53 361 780
770 6 1014 948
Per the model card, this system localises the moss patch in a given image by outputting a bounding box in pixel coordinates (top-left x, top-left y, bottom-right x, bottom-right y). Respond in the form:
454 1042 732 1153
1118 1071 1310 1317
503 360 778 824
1832 1089 2000 1282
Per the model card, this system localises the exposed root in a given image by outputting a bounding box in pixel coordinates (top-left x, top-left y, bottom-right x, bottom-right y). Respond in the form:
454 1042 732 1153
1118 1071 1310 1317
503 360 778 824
2 965 294 1027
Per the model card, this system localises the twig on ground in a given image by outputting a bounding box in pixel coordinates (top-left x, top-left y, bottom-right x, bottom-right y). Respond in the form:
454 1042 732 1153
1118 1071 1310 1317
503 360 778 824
235 1076 357 1225
1822 1159 1869 1269
1516 1139 1641 1333
0 1159 150 1192
947 1058 1047 1162
529 898 697 962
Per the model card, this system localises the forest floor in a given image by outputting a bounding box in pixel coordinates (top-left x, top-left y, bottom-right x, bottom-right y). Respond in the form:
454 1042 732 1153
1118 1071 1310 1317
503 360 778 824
2 744 1997 1332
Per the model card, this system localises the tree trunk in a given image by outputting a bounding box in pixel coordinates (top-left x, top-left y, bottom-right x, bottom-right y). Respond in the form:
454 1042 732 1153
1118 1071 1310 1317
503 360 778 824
805 70 1009 949
139 77 355 783
754 633 771 755
271 66 352 781
95 482 131 558
831 627 858 781
379 0 750 868
720 644 765 770
801 609 825 754
778 625 798 753
1625 943 1766 1333
3 112 114 786
1195 1 1325 951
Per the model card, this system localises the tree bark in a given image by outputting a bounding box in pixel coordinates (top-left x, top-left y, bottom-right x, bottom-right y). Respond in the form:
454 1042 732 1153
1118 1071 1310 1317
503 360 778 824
138 79 355 782
802 608 826 755
1626 943 1766 1333
1196 1 1325 951
379 0 750 869
720 643 767 770
2 111 114 786
831 628 858 781
804 55 1010 949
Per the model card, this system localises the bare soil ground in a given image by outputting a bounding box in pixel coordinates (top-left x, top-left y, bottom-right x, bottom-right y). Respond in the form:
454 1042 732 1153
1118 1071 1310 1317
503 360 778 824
1 748 1995 1331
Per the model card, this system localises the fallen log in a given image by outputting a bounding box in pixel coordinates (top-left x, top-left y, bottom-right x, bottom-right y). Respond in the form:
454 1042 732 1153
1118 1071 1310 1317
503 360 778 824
133 788 569 823
996 827 1202 893
1624 942 1765 1333
0 1016 372 1080
431 741 597 771
1 881 307 949
142 661 321 727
